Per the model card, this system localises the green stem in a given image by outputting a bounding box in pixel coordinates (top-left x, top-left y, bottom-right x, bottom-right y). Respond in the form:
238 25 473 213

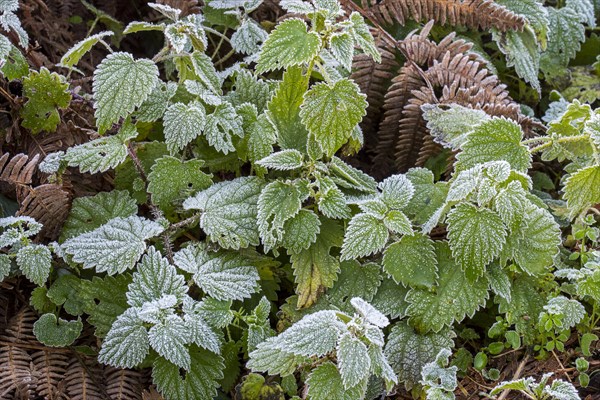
211 28 228 59
204 26 232 44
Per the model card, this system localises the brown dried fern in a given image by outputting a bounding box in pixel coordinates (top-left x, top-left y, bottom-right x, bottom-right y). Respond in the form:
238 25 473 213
105 367 144 400
31 349 70 400
354 0 526 31
17 184 72 240
64 357 108 400
0 153 40 201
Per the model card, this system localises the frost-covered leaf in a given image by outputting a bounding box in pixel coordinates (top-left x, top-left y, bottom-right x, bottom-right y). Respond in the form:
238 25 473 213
566 0 596 26
194 297 233 329
490 378 535 395
502 206 560 275
446 203 507 281
123 21 164 34
98 308 149 368
384 322 455 390
406 242 489 333
137 81 177 122
563 165 600 219
227 70 272 113
379 174 415 210
494 180 529 229
266 66 309 151
0 11 28 47
420 349 458 392
190 51 222 95
370 278 409 319
184 313 221 354
341 213 388 261
163 102 206 154
231 19 267 55
204 101 243 154
543 296 585 329
317 178 351 219
173 243 259 301
149 314 191 370
383 233 437 289
493 28 541 94
282 209 321 254
306 362 367 400
247 337 309 376
456 117 531 173
147 156 212 214
300 78 367 157
258 180 304 251
149 2 181 20
0 216 42 248
292 218 343 308
256 149 304 171
383 210 413 235
0 254 10 282
337 332 371 389
256 19 320 73
488 263 511 302
183 176 263 250
348 12 381 62
127 247 187 307
0 0 19 13
350 297 389 328
0 34 10 62
64 122 138 174
541 7 585 73
62 216 164 275
279 0 314 14
60 190 137 241
328 261 382 311
93 52 159 134
33 313 83 347
60 31 113 68
16 244 51 286
329 156 377 193
20 68 71 134
544 378 581 400
447 165 482 202
329 31 354 71
357 198 388 219
152 346 224 400
421 104 489 150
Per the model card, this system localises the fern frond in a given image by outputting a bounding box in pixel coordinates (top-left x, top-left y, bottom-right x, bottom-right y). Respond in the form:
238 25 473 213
0 345 35 399
0 153 40 201
64 358 106 400
31 349 69 400
17 184 72 240
105 367 144 400
357 0 526 31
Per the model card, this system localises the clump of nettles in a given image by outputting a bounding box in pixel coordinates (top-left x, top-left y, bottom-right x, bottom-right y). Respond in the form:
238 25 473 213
0 0 599 399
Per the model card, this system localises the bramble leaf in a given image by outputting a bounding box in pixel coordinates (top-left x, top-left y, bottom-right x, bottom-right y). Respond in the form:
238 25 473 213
93 52 159 134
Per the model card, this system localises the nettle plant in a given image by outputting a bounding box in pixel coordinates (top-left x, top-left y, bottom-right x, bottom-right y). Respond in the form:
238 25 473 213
1 0 599 399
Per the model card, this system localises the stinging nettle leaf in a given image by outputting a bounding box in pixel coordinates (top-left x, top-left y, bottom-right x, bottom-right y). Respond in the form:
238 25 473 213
300 78 367 157
329 31 354 71
149 314 192 370
258 180 304 251
379 174 415 210
341 213 388 261
337 332 371 389
163 102 206 154
281 209 321 254
98 307 149 368
16 244 52 286
60 31 113 68
184 176 263 250
256 18 321 74
231 19 267 55
93 52 159 134
563 165 600 219
256 149 304 171
204 101 243 154
383 233 437 289
306 362 367 400
62 216 164 275
421 104 490 150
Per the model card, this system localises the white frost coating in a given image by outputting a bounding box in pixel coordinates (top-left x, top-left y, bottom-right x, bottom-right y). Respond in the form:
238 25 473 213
62 216 164 275
350 297 389 328
98 307 150 368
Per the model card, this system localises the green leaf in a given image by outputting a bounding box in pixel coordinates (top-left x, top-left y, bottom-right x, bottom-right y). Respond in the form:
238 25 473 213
147 156 212 215
190 51 222 95
247 337 309 376
490 378 535 395
231 19 267 55
0 254 11 282
163 102 206 154
337 332 371 389
33 314 83 347
383 210 413 235
173 243 260 301
306 362 367 400
123 21 164 34
16 244 51 286
446 203 507 281
219 341 241 392
204 101 243 154
544 379 580 400
62 216 164 275
456 117 531 172
421 104 490 150
60 190 137 242
98 307 149 368
348 12 381 63
184 313 221 354
406 242 489 333
379 174 415 210
238 109 278 173
149 315 192 370
227 70 272 113
370 278 409 319
317 179 351 219
256 19 321 74
502 206 560 275
282 209 321 254
495 276 546 345
328 261 382 312
258 180 304 251
383 233 437 289
93 52 159 134
0 44 29 80
544 295 585 329
567 0 596 26
563 165 600 219
492 28 541 94
341 213 388 261
137 81 177 122
152 346 224 400
300 78 367 156
292 218 343 308
257 149 304 171
266 66 309 151
540 7 585 74
64 121 138 174
60 31 113 68
384 322 455 390
328 156 377 193
238 374 285 400
80 274 132 337
20 67 71 134
183 176 263 250
127 247 187 307
329 31 354 71
487 263 511 302
47 274 94 316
